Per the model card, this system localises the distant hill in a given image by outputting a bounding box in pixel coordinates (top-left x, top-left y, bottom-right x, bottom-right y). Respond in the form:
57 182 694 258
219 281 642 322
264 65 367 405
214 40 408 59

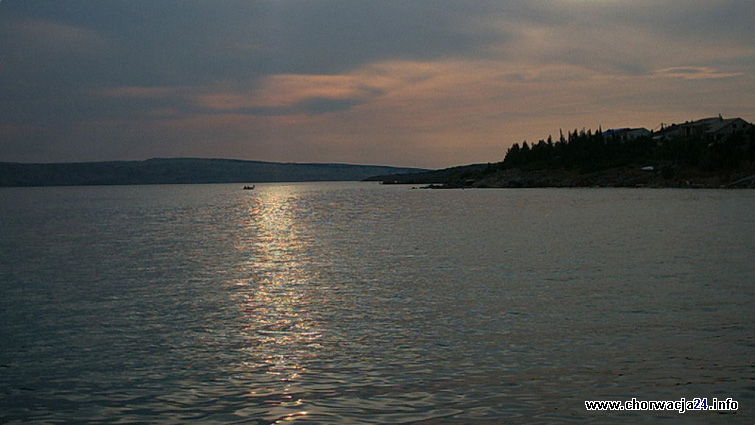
0 158 427 187
363 163 492 185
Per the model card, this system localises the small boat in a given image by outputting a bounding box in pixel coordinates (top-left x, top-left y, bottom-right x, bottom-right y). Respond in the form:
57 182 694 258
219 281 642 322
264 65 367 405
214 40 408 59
243 185 255 190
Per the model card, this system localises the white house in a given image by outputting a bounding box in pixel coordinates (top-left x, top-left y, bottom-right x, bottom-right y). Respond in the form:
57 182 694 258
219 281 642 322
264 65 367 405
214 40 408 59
706 117 751 140
603 127 652 142
654 116 751 140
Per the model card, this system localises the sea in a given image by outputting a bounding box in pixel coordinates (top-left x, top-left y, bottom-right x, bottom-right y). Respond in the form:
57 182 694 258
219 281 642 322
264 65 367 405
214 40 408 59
1 182 753 424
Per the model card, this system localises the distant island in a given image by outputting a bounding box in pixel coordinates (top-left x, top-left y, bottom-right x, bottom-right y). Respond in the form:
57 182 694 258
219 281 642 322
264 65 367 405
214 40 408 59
0 158 426 187
367 115 755 189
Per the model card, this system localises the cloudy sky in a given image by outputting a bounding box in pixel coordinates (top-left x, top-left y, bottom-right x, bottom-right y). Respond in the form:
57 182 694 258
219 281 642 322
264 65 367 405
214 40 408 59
2 1 754 168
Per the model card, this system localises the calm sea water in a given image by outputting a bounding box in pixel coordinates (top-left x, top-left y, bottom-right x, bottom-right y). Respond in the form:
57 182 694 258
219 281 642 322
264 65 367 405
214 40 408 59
1 182 753 424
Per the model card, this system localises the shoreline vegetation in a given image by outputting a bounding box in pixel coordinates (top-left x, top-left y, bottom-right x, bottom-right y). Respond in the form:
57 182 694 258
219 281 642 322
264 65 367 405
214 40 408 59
366 116 755 189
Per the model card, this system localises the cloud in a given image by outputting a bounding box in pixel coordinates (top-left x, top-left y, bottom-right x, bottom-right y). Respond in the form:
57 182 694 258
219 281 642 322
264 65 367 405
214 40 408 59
653 66 744 80
3 18 105 49
1 1 755 166
2 0 505 86
99 86 181 99
194 74 387 113
0 17 108 97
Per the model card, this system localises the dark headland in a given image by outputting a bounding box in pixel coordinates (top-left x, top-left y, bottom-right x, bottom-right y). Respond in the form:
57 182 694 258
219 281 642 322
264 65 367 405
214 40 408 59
366 115 755 189
0 158 427 187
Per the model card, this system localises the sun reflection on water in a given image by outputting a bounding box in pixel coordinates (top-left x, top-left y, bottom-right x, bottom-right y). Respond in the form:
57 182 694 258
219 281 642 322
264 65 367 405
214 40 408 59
232 185 324 422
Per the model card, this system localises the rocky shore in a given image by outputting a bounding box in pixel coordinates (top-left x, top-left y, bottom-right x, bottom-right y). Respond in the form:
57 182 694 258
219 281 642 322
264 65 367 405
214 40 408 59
430 164 755 189
369 162 755 189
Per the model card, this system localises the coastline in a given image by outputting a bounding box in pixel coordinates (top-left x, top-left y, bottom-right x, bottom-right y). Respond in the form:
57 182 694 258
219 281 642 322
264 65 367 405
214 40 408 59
373 163 755 189
436 165 755 189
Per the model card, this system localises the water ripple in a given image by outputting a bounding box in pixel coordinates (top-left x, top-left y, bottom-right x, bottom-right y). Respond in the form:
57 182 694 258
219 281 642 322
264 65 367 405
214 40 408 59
1 183 753 424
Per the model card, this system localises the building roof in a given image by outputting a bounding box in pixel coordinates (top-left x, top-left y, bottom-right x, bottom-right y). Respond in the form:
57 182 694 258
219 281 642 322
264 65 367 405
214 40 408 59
706 118 746 134
603 127 649 135
657 116 751 136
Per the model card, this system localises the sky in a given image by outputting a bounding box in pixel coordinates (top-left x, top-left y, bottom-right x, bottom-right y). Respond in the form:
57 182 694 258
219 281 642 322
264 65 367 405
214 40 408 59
1 1 754 168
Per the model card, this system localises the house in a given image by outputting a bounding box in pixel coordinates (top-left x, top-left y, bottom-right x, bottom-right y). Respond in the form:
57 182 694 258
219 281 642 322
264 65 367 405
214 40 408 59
603 127 651 142
654 116 752 141
706 117 751 140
